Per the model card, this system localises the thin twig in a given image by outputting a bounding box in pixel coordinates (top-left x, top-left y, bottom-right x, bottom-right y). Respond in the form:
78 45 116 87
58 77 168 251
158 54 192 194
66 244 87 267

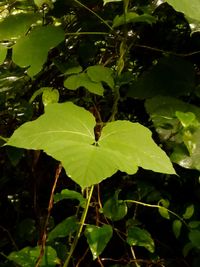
35 163 62 267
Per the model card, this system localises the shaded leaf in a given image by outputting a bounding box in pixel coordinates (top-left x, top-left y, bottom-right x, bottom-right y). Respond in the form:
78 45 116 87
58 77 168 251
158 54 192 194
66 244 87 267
0 13 41 40
128 57 195 99
172 220 182 238
64 73 104 96
0 44 7 64
47 216 78 242
8 246 59 267
103 190 127 221
13 25 65 76
183 242 195 257
113 12 156 28
87 65 114 90
188 221 200 229
54 189 86 208
85 224 113 260
65 66 83 75
127 226 155 253
175 111 198 128
189 230 200 248
7 102 175 189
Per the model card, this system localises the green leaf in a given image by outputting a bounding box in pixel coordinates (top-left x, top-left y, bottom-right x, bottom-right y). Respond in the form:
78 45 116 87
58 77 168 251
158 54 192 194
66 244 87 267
65 66 83 75
183 242 195 257
188 221 200 229
42 88 59 107
172 220 182 238
8 246 59 267
175 111 198 128
64 73 104 96
126 226 155 253
113 12 156 28
158 199 170 219
12 25 65 76
165 0 200 22
103 0 122 5
7 102 175 189
189 230 200 248
85 224 113 260
34 0 54 9
103 190 127 221
47 216 78 242
183 205 194 220
0 44 7 64
54 189 86 208
87 65 114 90
0 13 41 41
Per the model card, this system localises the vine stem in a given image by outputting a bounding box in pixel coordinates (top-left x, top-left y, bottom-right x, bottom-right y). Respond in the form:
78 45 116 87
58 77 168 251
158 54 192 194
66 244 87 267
124 200 188 228
63 185 94 267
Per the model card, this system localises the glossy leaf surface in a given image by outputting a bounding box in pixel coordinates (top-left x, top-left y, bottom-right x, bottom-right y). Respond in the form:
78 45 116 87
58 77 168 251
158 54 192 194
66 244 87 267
127 226 155 253
85 224 113 260
8 102 175 188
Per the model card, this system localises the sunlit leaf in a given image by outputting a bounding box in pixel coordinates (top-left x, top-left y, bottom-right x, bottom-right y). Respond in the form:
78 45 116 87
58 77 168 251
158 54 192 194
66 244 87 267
65 66 83 75
113 12 156 28
183 204 194 220
127 226 155 253
87 65 114 90
172 220 182 238
13 25 65 76
85 224 113 260
54 189 86 208
175 111 198 128
158 199 170 219
103 0 122 5
47 216 78 242
34 0 54 9
165 0 200 22
64 73 104 96
42 88 59 107
103 190 127 221
0 13 41 40
7 102 175 189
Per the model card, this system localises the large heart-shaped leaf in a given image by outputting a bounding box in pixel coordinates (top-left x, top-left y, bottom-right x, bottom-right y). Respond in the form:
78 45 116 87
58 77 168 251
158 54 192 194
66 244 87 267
0 13 41 41
13 25 65 76
7 102 175 188
165 0 200 22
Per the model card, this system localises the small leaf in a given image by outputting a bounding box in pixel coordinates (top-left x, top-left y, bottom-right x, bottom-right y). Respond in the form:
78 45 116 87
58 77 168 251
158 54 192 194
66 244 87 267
127 226 155 253
87 65 114 90
175 111 198 128
183 204 194 220
103 0 122 5
0 44 7 64
47 216 78 242
158 199 170 219
103 190 127 221
188 221 200 229
85 224 113 260
54 189 86 208
183 242 195 257
8 246 59 267
113 12 156 28
189 230 200 248
65 66 83 75
34 0 54 9
172 220 182 238
42 88 59 107
64 73 104 96
13 25 65 76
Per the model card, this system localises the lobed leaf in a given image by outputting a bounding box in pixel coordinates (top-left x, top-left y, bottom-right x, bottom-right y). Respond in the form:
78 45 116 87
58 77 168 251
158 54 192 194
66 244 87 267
7 102 175 189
